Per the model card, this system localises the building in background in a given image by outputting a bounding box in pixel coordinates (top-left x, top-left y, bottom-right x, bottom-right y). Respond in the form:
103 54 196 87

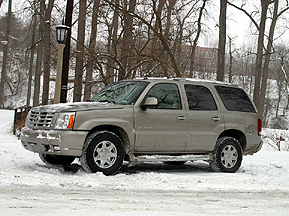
194 46 218 71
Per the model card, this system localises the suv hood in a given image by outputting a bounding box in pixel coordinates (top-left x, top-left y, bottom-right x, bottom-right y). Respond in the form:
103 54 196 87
33 102 125 113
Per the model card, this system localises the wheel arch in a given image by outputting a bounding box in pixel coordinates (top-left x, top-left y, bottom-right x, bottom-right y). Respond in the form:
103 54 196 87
85 125 130 153
218 129 246 151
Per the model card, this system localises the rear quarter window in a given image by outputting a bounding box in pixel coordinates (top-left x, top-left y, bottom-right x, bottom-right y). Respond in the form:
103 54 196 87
215 86 256 113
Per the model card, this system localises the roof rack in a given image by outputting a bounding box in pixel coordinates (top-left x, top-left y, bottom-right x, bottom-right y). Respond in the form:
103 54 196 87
134 77 234 85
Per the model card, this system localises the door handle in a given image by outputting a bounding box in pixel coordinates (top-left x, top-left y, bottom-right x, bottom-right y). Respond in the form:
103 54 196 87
177 115 186 121
212 117 220 122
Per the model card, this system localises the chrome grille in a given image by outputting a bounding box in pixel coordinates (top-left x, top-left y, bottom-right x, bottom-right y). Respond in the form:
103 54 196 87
28 109 55 128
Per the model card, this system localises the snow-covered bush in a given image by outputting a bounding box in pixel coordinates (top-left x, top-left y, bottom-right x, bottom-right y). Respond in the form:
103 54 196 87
262 128 289 151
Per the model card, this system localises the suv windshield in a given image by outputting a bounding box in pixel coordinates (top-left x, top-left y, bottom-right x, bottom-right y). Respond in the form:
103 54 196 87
90 81 149 105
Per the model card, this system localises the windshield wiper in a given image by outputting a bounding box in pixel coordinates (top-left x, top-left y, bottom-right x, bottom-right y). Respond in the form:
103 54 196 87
97 99 115 104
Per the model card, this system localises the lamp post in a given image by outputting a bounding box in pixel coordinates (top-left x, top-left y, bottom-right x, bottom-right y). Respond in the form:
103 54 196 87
54 25 70 104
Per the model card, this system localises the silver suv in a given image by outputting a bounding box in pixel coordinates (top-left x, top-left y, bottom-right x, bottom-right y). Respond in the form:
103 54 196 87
20 78 262 175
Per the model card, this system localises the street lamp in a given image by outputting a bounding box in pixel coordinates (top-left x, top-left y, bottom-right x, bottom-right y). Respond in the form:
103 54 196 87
54 25 70 104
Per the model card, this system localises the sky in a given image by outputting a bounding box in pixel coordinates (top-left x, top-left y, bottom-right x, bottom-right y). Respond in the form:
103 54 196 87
0 0 24 17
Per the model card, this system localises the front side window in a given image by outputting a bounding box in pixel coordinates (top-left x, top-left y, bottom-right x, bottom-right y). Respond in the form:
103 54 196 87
215 86 256 113
185 84 217 110
144 83 182 109
90 81 149 105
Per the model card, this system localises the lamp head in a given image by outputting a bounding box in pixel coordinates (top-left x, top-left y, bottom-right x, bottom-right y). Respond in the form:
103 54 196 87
56 25 70 44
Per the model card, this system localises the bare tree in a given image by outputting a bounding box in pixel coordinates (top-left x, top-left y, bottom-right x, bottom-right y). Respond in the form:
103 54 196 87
73 0 87 102
106 0 184 77
84 0 100 101
0 0 12 108
105 0 119 84
42 0 55 105
253 0 272 109
259 0 289 117
120 0 136 79
33 0 45 107
189 0 207 77
216 0 227 81
227 36 238 83
26 7 37 107
228 0 273 110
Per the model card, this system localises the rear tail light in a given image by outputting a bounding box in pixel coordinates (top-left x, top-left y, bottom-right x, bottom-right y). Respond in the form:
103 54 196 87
258 118 262 136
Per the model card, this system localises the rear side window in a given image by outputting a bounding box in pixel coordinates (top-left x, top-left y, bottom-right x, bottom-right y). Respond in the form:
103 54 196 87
185 85 217 110
215 86 256 113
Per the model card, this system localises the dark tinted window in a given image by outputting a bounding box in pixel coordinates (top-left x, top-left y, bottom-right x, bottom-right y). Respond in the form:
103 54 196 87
215 86 256 113
185 85 217 110
145 83 182 109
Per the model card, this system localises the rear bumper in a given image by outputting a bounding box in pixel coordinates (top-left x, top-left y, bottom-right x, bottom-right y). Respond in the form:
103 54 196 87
244 140 263 155
20 126 87 157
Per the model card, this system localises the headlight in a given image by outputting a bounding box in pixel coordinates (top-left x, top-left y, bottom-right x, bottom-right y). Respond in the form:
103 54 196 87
54 112 75 130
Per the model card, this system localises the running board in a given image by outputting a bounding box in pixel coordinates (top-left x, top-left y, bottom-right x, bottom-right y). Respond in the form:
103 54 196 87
128 153 212 167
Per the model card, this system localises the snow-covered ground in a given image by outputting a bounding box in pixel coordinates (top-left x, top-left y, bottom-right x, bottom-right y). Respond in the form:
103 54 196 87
0 109 289 216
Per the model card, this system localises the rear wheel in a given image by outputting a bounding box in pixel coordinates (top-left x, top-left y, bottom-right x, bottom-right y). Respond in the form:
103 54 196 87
39 154 75 166
210 136 243 173
80 131 125 176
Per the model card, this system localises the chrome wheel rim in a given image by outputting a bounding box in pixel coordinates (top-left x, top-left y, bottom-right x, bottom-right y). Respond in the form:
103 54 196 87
93 141 117 168
221 145 238 168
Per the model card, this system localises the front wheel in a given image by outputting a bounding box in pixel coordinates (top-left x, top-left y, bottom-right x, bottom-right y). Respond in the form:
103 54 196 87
80 131 125 176
210 136 243 173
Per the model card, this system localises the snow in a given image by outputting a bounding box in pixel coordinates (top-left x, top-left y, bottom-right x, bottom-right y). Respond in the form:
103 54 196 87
1 109 289 216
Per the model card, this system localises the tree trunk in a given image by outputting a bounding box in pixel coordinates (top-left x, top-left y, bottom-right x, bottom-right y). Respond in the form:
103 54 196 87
119 0 136 80
276 78 282 118
84 0 100 101
106 0 119 84
189 0 207 77
253 0 269 107
73 0 86 102
259 0 278 117
0 0 12 108
162 0 176 75
27 12 37 107
42 0 55 105
216 0 227 81
33 0 45 107
228 36 233 83
148 0 165 76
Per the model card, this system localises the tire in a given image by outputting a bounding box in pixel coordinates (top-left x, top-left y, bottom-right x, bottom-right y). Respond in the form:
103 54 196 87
80 131 125 176
39 154 76 166
210 136 243 173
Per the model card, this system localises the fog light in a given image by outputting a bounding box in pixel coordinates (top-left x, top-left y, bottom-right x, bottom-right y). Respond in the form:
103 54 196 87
44 145 50 152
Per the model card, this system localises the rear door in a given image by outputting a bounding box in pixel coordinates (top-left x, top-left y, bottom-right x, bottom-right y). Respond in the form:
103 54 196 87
183 82 225 152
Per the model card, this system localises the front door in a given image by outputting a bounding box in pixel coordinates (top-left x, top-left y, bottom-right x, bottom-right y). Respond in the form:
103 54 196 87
134 83 187 152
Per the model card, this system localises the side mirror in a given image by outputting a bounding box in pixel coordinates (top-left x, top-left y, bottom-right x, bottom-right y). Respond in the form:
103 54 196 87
141 97 158 110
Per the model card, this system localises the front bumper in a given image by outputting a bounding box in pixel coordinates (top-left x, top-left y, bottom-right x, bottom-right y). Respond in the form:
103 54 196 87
20 126 88 157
